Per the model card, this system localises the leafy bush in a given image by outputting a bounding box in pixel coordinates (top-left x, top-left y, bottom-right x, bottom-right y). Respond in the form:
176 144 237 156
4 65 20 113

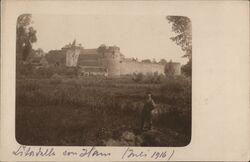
64 67 77 77
160 76 191 107
132 72 165 84
35 67 54 78
50 73 63 84
181 59 192 77
16 62 33 77
143 72 165 84
159 76 191 130
16 80 40 92
132 72 143 83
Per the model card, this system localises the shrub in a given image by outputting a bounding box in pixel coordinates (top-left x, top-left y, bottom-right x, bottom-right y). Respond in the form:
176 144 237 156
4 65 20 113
157 76 191 135
181 59 192 77
143 72 164 84
160 76 191 110
131 72 165 84
132 72 143 83
50 73 63 84
16 62 33 76
35 67 54 78
24 80 40 92
64 67 77 77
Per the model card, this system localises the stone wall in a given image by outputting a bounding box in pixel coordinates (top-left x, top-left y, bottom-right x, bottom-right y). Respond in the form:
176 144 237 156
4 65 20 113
120 61 165 75
48 45 181 76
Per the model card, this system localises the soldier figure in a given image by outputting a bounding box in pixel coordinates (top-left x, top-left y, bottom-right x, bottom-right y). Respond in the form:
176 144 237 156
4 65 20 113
140 91 156 131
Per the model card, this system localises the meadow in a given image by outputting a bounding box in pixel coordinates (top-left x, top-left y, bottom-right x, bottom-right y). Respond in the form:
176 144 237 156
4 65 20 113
16 74 191 146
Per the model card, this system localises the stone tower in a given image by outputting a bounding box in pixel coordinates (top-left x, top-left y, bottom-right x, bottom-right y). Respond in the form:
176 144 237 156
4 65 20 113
165 61 181 75
172 62 181 75
62 40 82 67
99 45 121 76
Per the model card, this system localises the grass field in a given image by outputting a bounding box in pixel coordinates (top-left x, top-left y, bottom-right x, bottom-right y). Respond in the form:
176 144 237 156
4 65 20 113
16 75 191 146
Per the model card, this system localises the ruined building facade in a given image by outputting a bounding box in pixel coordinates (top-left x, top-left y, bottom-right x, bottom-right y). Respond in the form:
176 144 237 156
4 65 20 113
45 41 181 77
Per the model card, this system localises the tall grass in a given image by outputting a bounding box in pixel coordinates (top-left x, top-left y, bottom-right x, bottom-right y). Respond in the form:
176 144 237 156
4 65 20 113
16 75 191 146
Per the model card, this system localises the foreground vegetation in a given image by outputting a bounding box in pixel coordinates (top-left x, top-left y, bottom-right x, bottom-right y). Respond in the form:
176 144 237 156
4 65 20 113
16 74 191 146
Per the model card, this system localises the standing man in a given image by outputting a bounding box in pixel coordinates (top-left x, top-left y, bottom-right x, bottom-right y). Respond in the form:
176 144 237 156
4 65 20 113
140 91 156 131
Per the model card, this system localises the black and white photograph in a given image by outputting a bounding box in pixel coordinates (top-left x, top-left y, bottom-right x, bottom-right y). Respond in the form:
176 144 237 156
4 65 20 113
1 0 249 161
15 14 192 146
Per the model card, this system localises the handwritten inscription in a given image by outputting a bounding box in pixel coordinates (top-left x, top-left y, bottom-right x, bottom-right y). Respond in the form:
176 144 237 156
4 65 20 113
13 146 55 157
122 147 148 159
151 149 175 160
122 147 175 161
12 145 174 160
63 146 111 157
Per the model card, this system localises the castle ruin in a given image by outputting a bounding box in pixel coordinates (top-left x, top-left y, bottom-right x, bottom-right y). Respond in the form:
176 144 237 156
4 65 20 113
45 40 181 77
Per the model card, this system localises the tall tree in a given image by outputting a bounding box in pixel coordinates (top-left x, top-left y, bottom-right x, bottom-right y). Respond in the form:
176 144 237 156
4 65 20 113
167 16 192 77
166 16 192 59
181 59 192 77
16 14 37 61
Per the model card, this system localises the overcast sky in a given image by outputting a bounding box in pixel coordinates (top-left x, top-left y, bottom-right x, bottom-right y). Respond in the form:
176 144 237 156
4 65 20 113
32 14 188 64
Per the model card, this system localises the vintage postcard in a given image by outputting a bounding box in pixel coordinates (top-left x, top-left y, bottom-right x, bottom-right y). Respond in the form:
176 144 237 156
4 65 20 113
0 0 249 161
15 13 192 147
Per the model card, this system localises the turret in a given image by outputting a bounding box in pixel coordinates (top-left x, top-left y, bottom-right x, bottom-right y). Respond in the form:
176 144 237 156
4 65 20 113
62 40 83 67
98 44 121 76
